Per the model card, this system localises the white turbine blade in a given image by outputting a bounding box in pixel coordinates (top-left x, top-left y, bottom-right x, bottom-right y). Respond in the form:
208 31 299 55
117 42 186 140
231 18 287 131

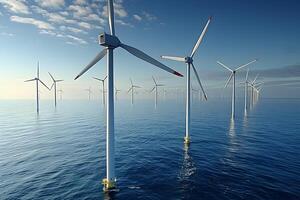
190 16 212 58
217 61 233 72
152 76 157 85
103 75 107 81
160 55 185 62
130 78 133 86
235 59 257 71
134 85 141 88
50 83 54 90
56 80 64 82
245 68 249 82
150 87 155 92
191 63 207 100
252 74 259 84
127 87 133 93
39 79 50 90
24 78 36 82
93 77 103 82
224 73 233 88
120 43 183 77
157 84 164 86
108 0 115 36
48 72 55 82
75 49 107 80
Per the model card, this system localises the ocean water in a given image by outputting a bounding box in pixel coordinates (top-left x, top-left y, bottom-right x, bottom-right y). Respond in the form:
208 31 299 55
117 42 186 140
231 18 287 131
0 98 299 200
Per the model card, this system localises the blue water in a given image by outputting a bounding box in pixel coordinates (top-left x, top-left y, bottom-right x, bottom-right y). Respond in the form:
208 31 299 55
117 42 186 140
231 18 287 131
0 98 299 199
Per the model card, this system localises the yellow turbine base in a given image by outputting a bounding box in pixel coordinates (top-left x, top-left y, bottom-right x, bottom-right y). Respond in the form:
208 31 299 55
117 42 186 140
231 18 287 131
184 136 190 144
102 178 116 192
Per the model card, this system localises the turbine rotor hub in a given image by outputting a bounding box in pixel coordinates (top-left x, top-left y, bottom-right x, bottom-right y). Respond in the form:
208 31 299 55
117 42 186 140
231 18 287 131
185 57 193 63
99 32 120 48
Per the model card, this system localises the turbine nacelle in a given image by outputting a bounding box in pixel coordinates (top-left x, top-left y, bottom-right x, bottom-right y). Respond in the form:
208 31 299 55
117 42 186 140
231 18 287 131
185 57 193 63
99 32 120 48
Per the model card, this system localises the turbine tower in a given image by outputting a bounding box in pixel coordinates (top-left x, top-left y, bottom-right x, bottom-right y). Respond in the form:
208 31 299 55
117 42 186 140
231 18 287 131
161 17 211 144
49 72 63 107
150 76 164 107
244 69 249 115
115 87 121 101
74 0 183 192
217 59 257 119
127 78 141 105
93 76 107 104
25 62 50 113
85 87 92 100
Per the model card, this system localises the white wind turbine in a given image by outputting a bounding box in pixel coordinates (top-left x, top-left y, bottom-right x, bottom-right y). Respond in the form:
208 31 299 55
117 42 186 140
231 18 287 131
161 17 211 144
217 59 257 119
115 87 121 100
127 78 141 105
49 72 63 107
93 76 107 104
74 0 183 191
85 87 92 100
244 69 250 115
150 76 164 107
25 62 50 113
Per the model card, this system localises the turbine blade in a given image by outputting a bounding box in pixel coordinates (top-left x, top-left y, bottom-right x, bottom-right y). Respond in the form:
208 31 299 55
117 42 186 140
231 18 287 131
160 55 185 62
74 49 107 80
130 78 133 86
224 73 233 88
191 63 207 100
50 83 54 90
93 77 102 82
157 84 164 86
152 76 157 85
108 0 115 36
245 68 249 82
127 87 132 93
252 74 259 84
120 43 183 77
48 72 55 82
235 59 257 71
190 16 212 58
103 75 107 81
150 87 155 92
24 78 36 82
217 61 233 72
56 80 64 82
39 79 50 90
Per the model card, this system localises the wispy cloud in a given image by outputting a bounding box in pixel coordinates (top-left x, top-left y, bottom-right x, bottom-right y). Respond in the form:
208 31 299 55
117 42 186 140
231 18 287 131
1 31 14 36
36 0 65 9
0 0 30 14
133 14 142 21
10 15 54 30
253 65 300 78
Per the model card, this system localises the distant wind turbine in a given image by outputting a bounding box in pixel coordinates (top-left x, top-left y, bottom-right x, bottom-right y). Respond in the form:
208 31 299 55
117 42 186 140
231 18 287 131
161 17 211 144
115 87 121 100
49 72 63 107
217 59 257 119
127 78 141 105
74 0 183 191
93 76 107 104
85 87 92 100
150 76 164 107
25 62 50 113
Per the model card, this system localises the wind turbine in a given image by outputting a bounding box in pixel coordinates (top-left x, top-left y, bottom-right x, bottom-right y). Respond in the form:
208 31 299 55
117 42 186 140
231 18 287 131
49 72 63 107
85 87 92 100
25 62 50 113
150 76 164 107
93 76 107 104
244 69 249 115
127 78 141 105
114 87 121 101
58 88 63 100
161 17 211 144
217 59 257 119
74 0 183 192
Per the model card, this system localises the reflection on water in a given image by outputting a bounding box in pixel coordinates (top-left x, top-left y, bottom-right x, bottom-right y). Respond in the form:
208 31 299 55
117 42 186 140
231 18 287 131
178 144 197 190
229 119 235 137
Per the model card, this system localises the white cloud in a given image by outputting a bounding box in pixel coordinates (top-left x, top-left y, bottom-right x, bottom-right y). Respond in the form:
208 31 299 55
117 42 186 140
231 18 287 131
59 11 68 16
60 25 87 34
66 34 87 44
78 21 91 29
1 32 14 36
0 0 30 14
74 0 86 5
39 29 56 36
37 0 65 8
68 5 92 18
102 2 127 18
0 11 3 16
10 15 54 30
142 11 157 21
133 14 142 21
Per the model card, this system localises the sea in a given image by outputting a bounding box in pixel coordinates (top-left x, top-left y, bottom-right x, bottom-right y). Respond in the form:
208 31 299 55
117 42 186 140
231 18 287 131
0 97 299 200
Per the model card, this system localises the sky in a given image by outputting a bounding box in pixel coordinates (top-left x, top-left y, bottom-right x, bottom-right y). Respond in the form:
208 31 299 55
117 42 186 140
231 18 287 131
0 0 300 100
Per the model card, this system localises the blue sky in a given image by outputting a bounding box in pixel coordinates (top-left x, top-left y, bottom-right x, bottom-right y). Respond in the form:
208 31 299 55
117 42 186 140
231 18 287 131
0 0 300 99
